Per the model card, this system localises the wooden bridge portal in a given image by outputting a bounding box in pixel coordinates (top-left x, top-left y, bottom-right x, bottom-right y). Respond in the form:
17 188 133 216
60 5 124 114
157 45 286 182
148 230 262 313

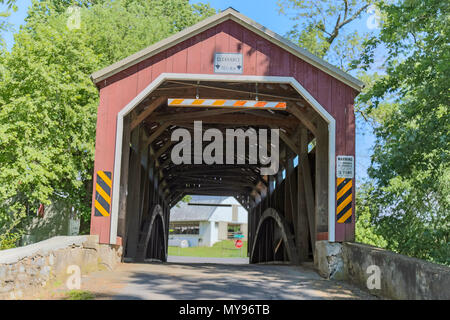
89 8 363 264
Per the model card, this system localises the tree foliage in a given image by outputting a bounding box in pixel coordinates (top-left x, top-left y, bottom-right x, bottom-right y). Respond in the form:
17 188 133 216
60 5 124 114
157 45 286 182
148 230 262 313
0 0 18 46
277 0 376 123
358 0 449 264
278 0 372 71
355 183 387 248
0 0 215 245
280 0 449 265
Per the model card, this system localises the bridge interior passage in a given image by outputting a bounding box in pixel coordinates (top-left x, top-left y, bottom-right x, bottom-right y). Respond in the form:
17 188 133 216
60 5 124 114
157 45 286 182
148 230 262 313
117 79 330 264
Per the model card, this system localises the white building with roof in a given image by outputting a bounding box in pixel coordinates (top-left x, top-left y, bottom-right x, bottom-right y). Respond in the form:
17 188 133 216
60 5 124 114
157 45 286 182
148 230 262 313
169 195 248 247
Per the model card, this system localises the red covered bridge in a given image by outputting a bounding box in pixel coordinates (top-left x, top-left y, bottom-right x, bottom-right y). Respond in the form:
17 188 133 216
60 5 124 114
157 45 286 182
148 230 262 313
89 8 363 264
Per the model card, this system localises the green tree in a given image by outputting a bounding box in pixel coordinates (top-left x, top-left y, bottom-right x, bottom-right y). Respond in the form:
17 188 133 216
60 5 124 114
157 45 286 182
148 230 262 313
355 183 387 247
358 0 450 264
278 0 386 245
278 0 373 71
0 0 215 246
0 0 17 46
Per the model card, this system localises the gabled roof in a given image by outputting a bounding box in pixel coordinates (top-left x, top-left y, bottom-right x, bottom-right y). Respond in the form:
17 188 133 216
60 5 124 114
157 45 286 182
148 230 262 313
90 8 364 91
170 195 228 222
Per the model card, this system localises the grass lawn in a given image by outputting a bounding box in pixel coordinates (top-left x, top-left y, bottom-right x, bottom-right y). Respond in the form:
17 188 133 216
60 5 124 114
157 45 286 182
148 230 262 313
64 290 96 300
168 240 247 258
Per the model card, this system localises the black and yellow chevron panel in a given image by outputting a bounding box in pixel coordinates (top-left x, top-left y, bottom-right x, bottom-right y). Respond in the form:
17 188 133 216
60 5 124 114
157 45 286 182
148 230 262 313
336 178 352 223
94 171 112 217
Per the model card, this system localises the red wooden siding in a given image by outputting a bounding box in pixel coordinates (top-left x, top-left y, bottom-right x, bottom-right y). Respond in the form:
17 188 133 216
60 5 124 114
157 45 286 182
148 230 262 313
92 19 357 243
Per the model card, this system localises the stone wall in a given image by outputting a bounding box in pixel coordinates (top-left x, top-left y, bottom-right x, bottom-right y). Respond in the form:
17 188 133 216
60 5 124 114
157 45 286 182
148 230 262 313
315 240 345 279
315 241 450 300
0 235 122 299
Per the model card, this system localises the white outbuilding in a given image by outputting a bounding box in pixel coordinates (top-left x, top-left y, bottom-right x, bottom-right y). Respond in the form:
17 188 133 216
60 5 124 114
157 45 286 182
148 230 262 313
169 195 248 247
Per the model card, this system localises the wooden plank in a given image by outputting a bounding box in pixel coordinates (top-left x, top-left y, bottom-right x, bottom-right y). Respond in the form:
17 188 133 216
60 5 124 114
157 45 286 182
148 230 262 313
299 128 316 254
154 140 173 161
284 157 294 232
117 115 131 239
165 167 260 176
287 104 318 136
256 39 270 76
277 129 300 155
152 108 240 122
139 165 150 229
315 121 329 238
172 39 188 73
242 27 257 75
131 96 166 130
173 186 252 193
151 51 168 82
124 127 143 259
170 181 255 189
143 122 170 149
170 114 297 128
304 62 318 99
173 190 248 197
148 146 169 191
136 56 153 94
215 19 230 53
229 19 244 55
161 81 304 102
201 26 216 73
297 160 310 261
287 156 297 236
187 34 203 74
169 176 254 186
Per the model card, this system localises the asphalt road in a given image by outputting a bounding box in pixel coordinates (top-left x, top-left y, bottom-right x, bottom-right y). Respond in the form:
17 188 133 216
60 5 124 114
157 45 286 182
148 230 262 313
72 256 375 300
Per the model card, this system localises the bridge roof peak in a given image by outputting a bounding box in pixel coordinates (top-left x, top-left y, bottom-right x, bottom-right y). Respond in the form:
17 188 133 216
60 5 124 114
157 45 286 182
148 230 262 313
90 8 363 91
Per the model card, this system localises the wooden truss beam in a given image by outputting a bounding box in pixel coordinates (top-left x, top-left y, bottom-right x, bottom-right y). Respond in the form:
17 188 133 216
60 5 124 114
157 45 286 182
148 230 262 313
131 96 166 130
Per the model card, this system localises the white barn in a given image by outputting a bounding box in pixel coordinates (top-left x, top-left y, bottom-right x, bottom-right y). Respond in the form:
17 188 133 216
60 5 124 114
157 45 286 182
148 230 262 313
169 195 248 247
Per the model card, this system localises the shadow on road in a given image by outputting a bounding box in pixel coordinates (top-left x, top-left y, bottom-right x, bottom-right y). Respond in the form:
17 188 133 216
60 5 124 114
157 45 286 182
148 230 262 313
82 260 376 300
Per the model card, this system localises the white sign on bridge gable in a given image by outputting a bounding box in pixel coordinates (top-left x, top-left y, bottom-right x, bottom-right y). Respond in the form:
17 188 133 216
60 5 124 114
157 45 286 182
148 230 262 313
214 53 243 74
336 155 354 179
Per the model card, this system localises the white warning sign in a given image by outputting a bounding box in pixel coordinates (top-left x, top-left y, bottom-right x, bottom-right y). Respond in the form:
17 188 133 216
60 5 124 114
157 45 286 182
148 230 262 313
214 53 243 74
336 155 354 178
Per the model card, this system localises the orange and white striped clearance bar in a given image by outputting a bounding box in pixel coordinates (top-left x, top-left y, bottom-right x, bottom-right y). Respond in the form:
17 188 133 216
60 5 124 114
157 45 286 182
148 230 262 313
168 98 286 110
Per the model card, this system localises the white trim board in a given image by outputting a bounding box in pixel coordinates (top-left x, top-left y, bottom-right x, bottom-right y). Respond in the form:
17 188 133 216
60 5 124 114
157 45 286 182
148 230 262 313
91 8 364 92
109 73 336 244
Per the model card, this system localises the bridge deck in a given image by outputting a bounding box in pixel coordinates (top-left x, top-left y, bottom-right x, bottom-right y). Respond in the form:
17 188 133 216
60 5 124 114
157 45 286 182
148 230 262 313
51 259 376 300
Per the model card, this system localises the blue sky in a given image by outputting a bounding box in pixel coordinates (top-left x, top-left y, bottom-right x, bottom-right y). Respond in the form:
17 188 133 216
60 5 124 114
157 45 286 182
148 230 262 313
1 0 376 183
